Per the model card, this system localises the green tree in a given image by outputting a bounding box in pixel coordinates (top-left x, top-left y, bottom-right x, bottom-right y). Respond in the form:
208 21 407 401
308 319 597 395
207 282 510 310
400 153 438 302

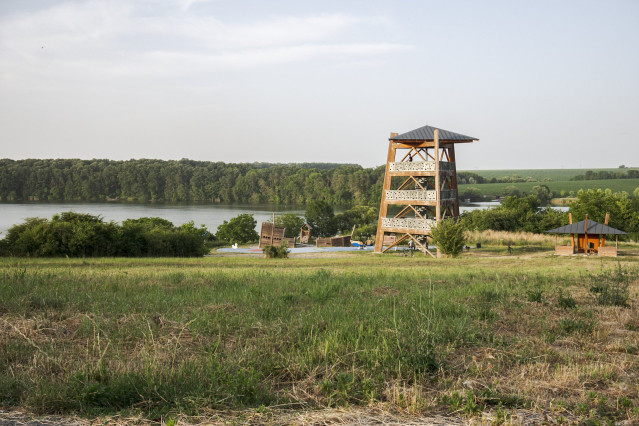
430 219 465 257
215 214 259 244
531 185 552 206
274 213 306 238
502 185 521 198
305 200 337 237
334 205 378 233
569 189 633 234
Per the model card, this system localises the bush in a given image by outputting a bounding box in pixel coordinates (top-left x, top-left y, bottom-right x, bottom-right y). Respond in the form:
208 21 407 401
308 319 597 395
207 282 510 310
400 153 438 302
262 244 289 259
430 219 465 257
215 214 259 244
461 195 568 234
0 214 208 257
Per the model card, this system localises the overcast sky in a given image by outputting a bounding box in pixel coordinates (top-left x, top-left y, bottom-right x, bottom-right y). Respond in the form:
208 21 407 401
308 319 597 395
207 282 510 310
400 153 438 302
1 0 638 169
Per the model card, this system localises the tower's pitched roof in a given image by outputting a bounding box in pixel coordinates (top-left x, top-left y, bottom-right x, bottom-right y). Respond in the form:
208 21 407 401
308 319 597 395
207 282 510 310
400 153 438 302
390 125 478 142
546 220 627 235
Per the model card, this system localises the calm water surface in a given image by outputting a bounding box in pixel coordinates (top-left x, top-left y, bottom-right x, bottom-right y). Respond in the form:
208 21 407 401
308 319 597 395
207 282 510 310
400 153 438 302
0 203 305 237
0 201 563 237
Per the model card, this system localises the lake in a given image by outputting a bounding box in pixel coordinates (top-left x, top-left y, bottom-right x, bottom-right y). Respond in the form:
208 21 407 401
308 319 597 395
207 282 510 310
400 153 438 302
0 201 561 237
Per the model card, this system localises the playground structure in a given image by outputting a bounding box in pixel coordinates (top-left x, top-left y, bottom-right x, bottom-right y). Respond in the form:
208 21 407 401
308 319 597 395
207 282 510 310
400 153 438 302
546 213 627 256
316 235 351 248
374 124 478 256
299 224 311 244
259 222 296 249
316 225 355 248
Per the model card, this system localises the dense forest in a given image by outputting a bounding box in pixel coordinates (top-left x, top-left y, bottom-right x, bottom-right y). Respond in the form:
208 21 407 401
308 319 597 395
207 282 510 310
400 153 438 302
0 159 384 205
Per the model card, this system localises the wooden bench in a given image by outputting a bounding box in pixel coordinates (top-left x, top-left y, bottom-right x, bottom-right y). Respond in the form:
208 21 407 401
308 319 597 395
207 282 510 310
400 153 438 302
555 245 574 256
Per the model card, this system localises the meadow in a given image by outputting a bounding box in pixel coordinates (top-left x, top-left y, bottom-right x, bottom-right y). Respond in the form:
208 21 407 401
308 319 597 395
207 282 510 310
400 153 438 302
459 178 639 199
467 168 638 182
1 251 638 424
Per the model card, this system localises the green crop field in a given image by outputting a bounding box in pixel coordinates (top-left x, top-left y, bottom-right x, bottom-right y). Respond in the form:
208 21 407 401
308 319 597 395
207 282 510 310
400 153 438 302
1 252 638 424
459 178 639 199
464 168 639 182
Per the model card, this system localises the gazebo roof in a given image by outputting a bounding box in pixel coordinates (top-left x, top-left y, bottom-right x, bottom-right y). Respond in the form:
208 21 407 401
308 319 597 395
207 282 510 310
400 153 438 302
390 125 478 142
546 220 627 235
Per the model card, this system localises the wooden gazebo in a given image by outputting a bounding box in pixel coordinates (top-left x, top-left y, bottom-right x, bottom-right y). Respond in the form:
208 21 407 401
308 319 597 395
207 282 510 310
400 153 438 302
374 124 478 257
546 214 627 256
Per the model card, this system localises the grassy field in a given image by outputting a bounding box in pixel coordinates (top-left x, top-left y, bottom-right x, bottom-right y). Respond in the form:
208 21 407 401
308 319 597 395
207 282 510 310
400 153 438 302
458 168 639 199
465 168 639 182
1 250 638 424
459 178 639 199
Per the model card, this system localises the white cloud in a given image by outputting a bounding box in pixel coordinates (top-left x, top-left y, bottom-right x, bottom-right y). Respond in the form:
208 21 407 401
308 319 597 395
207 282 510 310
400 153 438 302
0 0 407 83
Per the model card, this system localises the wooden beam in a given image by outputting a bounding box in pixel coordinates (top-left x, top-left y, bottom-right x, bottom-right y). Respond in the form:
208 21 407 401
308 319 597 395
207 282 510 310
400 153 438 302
413 149 427 162
447 144 460 217
601 212 610 247
569 212 574 249
434 129 441 258
410 205 425 219
400 148 416 162
412 176 426 191
382 233 410 253
408 234 435 257
584 214 588 254
377 226 432 234
397 177 414 190
394 205 412 219
375 136 397 253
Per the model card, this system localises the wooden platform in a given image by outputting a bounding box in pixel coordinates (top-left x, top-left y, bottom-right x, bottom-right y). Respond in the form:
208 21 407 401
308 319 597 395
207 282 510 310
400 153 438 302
316 235 351 248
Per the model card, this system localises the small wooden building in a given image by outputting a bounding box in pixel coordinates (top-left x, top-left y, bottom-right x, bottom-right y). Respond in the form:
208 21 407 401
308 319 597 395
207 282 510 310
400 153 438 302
546 214 627 256
259 222 295 249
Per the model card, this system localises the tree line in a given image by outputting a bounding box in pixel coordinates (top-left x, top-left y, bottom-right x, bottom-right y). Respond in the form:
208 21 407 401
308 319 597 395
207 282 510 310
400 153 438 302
462 188 639 240
0 159 384 205
571 169 639 181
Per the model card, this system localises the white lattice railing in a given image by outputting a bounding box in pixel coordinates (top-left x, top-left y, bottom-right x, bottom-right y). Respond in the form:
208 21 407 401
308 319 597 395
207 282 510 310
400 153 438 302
381 218 436 232
388 161 455 172
385 189 456 201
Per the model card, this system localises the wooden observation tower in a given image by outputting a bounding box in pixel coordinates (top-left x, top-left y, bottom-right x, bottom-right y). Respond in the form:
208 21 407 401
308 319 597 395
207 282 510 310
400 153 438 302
374 124 478 256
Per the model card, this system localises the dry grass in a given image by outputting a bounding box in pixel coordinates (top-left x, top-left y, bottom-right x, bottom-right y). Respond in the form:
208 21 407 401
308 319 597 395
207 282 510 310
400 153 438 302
1 255 638 424
464 229 568 246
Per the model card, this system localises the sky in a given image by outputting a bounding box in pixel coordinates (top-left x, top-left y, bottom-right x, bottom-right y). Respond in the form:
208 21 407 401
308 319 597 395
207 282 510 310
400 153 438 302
0 0 638 170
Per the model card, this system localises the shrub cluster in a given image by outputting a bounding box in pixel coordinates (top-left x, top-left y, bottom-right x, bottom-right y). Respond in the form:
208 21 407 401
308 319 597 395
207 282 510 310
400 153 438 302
461 195 567 233
430 219 466 256
0 212 209 257
262 244 289 259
